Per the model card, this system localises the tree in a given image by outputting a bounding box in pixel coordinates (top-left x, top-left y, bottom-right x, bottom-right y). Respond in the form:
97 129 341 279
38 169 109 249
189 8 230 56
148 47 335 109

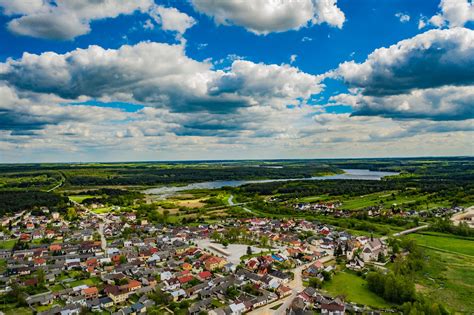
66 207 78 221
377 251 386 263
221 240 229 248
308 277 322 288
226 286 239 299
210 231 221 242
163 209 170 223
260 235 269 248
37 268 46 287
119 255 127 264
321 271 332 282
246 246 252 256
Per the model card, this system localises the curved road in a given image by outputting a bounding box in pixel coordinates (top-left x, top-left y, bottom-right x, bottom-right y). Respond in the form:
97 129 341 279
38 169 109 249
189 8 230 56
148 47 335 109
228 194 254 214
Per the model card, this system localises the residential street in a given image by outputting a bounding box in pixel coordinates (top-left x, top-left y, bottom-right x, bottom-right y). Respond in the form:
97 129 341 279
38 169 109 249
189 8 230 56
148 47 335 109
249 255 334 315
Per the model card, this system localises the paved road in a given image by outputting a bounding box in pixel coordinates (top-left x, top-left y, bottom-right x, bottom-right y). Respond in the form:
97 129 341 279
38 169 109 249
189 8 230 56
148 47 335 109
248 255 334 315
70 198 109 252
228 194 254 214
392 224 429 237
46 177 64 192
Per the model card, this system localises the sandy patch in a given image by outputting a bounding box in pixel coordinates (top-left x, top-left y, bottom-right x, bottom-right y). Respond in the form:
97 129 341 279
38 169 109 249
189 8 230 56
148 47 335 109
175 199 206 208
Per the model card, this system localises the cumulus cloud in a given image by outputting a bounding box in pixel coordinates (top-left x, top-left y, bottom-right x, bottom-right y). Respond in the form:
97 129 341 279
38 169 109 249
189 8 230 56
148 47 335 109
191 0 345 35
148 5 196 36
209 60 322 107
336 28 474 96
330 27 474 121
0 0 195 40
395 12 410 23
429 0 474 28
0 42 322 114
0 84 127 134
331 86 474 121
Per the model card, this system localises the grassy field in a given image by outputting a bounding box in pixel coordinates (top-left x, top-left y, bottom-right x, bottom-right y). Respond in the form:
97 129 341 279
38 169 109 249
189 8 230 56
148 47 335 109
68 195 94 203
402 232 474 312
0 304 32 315
407 232 474 257
91 206 113 214
299 190 451 211
322 270 391 309
0 239 16 250
416 248 474 313
67 277 101 288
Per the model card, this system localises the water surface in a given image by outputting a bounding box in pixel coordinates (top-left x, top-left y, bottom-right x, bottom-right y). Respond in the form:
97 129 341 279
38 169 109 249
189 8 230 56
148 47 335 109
144 169 398 196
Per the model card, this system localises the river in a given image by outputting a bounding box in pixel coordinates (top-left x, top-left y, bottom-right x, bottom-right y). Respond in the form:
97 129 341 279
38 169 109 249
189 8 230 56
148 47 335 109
144 169 398 196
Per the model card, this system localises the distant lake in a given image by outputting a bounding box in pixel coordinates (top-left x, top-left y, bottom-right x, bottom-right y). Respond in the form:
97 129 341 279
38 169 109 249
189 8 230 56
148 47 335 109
144 169 399 196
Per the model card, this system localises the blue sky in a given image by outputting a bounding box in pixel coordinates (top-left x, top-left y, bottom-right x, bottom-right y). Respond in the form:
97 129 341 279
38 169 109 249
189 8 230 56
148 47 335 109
0 0 472 162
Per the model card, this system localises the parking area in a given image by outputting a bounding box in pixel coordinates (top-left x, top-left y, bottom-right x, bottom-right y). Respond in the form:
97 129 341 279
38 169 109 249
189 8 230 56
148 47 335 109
195 238 271 264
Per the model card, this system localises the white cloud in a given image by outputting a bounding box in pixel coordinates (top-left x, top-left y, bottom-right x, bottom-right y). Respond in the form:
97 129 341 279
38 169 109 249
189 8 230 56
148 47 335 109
429 0 474 28
290 54 298 64
418 16 427 29
209 60 322 108
336 28 474 95
395 12 410 23
332 27 474 121
143 19 154 30
1 0 153 40
0 0 195 40
331 85 474 120
0 42 322 117
148 5 196 36
191 0 345 35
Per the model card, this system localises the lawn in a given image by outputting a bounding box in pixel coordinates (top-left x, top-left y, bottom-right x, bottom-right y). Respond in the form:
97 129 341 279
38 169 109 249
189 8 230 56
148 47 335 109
67 277 101 288
0 303 32 315
407 232 474 257
322 270 391 309
68 195 94 203
91 207 112 214
271 303 283 310
0 239 16 250
0 259 6 273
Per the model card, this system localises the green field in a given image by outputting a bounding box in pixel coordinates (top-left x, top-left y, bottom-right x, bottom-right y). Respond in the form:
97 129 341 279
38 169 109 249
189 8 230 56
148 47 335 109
299 190 452 211
322 270 391 309
407 232 474 257
68 195 94 203
416 248 474 313
0 239 16 250
340 191 451 210
67 277 101 288
91 206 113 214
401 232 474 312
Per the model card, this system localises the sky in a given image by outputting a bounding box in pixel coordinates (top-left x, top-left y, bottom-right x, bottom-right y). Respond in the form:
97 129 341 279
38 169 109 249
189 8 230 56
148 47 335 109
0 0 473 163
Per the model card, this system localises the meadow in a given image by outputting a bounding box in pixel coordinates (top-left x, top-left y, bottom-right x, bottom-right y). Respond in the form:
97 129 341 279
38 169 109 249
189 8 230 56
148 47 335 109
405 232 474 312
407 232 474 257
322 270 391 309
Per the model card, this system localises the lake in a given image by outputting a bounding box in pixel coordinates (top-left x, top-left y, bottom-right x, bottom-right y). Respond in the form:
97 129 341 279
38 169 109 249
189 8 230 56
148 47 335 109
144 169 399 196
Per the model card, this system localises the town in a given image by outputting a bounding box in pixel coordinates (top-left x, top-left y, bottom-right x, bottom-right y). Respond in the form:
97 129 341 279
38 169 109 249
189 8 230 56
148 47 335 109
0 203 403 315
